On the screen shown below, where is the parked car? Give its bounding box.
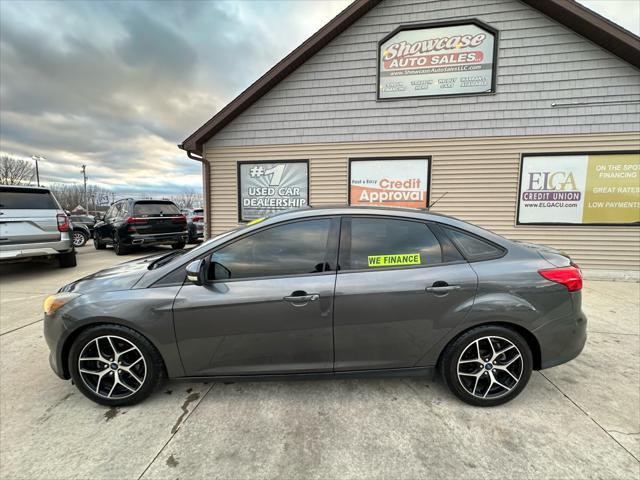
[183,208,204,243]
[93,199,188,255]
[70,215,96,236]
[70,221,90,248]
[44,206,586,407]
[0,185,76,268]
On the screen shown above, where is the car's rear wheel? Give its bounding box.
[441,325,532,407]
[113,234,130,255]
[72,231,88,248]
[68,325,164,406]
[172,241,186,250]
[58,251,77,268]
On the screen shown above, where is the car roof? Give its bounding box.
[0,185,51,192]
[263,205,456,222]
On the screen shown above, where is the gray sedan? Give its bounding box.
[43,206,586,407]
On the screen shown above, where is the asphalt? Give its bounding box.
[0,243,638,479]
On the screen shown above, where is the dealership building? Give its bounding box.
[181,0,640,278]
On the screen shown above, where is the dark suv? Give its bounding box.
[93,199,188,255]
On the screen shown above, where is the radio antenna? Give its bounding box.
[428,192,448,209]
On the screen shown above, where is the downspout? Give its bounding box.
[184,148,212,240]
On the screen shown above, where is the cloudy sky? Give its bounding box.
[1,0,638,195]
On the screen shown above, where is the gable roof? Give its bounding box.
[180,0,640,155]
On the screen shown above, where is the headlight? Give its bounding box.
[43,292,81,315]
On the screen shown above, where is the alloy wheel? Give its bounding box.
[72,232,86,247]
[456,336,523,400]
[77,335,147,399]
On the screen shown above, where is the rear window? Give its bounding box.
[0,188,58,209]
[193,209,204,215]
[133,202,180,217]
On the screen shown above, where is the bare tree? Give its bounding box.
[171,188,201,209]
[49,183,112,213]
[0,154,35,185]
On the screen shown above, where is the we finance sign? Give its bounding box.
[518,152,640,225]
[378,21,497,99]
[349,158,430,209]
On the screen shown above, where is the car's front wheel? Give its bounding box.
[441,325,532,407]
[68,325,164,406]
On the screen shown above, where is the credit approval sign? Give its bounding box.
[517,152,640,225]
[349,158,430,209]
[378,21,497,99]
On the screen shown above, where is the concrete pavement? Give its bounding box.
[1,244,638,479]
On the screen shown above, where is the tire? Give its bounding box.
[172,242,186,250]
[72,231,88,248]
[440,325,533,407]
[113,234,130,255]
[94,234,106,250]
[68,324,164,407]
[187,225,196,244]
[58,251,77,268]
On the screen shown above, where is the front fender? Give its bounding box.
[57,287,185,378]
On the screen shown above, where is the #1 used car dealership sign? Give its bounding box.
[238,161,309,221]
[378,21,497,99]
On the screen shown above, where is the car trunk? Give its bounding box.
[128,201,186,235]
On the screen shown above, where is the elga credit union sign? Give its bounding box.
[238,161,308,221]
[518,152,640,225]
[378,21,497,99]
[349,158,430,208]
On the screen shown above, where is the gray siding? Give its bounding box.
[206,0,640,149]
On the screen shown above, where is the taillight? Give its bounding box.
[172,215,187,223]
[125,216,148,232]
[125,216,148,224]
[538,264,583,292]
[57,214,70,232]
[192,215,203,222]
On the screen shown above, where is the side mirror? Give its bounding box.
[186,259,206,286]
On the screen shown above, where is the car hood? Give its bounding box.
[59,253,166,293]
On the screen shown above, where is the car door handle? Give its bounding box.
[283,292,320,305]
[426,283,460,294]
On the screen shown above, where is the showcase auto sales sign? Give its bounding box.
[379,22,496,99]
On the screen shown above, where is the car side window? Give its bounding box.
[209,219,332,281]
[339,217,443,271]
[441,226,506,262]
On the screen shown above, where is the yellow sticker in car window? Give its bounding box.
[247,217,266,226]
[367,253,421,267]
